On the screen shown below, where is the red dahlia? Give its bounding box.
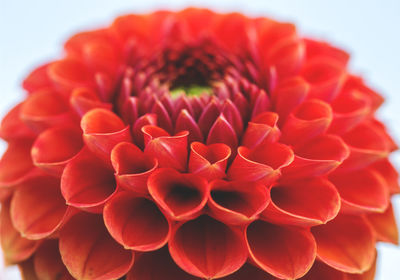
[0,8,398,280]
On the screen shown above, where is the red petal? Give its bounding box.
[111,142,157,194]
[262,178,340,227]
[344,253,377,280]
[152,100,173,133]
[246,220,316,279]
[366,203,399,245]
[22,63,52,93]
[304,39,350,66]
[34,240,74,280]
[0,201,39,264]
[132,113,157,148]
[188,142,231,181]
[70,87,112,117]
[241,112,281,148]
[126,246,200,280]
[220,263,277,280]
[61,149,116,213]
[300,261,346,280]
[329,168,389,213]
[0,103,36,141]
[228,143,294,185]
[207,113,238,151]
[282,135,350,179]
[104,192,170,251]
[175,109,203,143]
[251,90,271,118]
[169,215,248,278]
[81,108,132,160]
[208,180,270,225]
[143,125,188,172]
[10,175,69,239]
[311,215,375,273]
[198,99,221,136]
[280,99,332,145]
[59,212,134,280]
[221,99,244,136]
[148,168,208,221]
[31,125,84,177]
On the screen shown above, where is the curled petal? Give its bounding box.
[70,87,112,117]
[207,114,238,152]
[104,192,170,251]
[311,215,375,274]
[31,126,83,176]
[300,261,346,280]
[188,142,231,181]
[169,215,248,279]
[246,220,316,279]
[59,212,134,280]
[329,169,389,213]
[10,175,69,239]
[282,134,350,179]
[22,63,52,93]
[241,112,281,148]
[143,125,188,172]
[111,142,157,194]
[175,109,203,143]
[281,99,332,145]
[228,143,294,185]
[61,149,117,213]
[0,103,36,141]
[148,168,208,221]
[208,180,270,225]
[262,178,340,227]
[366,203,399,245]
[81,108,132,160]
[132,113,157,148]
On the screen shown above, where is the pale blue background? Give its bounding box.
[0,0,399,279]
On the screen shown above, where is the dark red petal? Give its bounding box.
[132,113,157,148]
[246,220,316,279]
[198,99,220,136]
[0,103,36,141]
[169,215,248,279]
[208,180,270,225]
[151,100,174,133]
[0,201,39,264]
[300,261,346,280]
[59,212,134,280]
[104,192,170,251]
[188,142,231,181]
[366,203,399,245]
[20,89,75,132]
[329,169,389,213]
[251,90,271,118]
[220,263,277,280]
[61,149,116,213]
[304,39,350,67]
[148,168,208,221]
[22,63,52,93]
[127,247,200,280]
[10,175,69,239]
[228,143,294,185]
[262,178,340,227]
[31,125,84,176]
[312,215,375,273]
[175,109,203,143]
[34,240,74,280]
[221,99,244,136]
[282,134,350,179]
[280,99,332,145]
[241,112,281,148]
[111,142,157,194]
[143,125,188,172]
[70,87,112,117]
[81,108,132,160]
[207,113,238,152]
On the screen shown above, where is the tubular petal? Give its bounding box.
[148,168,209,220]
[228,143,294,185]
[188,142,231,181]
[81,108,132,160]
[31,125,84,176]
[10,175,69,240]
[311,215,375,274]
[207,114,238,152]
[329,169,389,214]
[300,261,346,280]
[104,192,170,251]
[132,113,157,148]
[246,220,316,279]
[0,103,36,141]
[241,112,281,148]
[366,203,399,245]
[59,213,134,280]
[208,180,270,225]
[169,215,248,279]
[61,149,117,213]
[143,125,188,172]
[262,178,340,227]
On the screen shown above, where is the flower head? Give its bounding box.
[0,8,398,280]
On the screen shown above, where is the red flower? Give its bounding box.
[0,8,398,280]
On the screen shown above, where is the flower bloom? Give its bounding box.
[0,8,399,280]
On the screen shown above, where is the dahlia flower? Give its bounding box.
[0,8,398,280]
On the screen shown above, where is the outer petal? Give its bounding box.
[22,63,52,93]
[59,212,134,280]
[304,39,350,67]
[70,87,112,117]
[262,178,340,227]
[220,263,278,280]
[104,192,170,251]
[370,159,400,194]
[246,220,316,279]
[300,261,346,280]
[169,215,248,279]
[0,103,36,141]
[111,142,158,194]
[366,203,399,245]
[311,215,375,273]
[148,168,209,221]
[344,253,377,280]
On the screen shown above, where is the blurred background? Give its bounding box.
[0,0,399,279]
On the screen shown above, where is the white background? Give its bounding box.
[0,0,399,279]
